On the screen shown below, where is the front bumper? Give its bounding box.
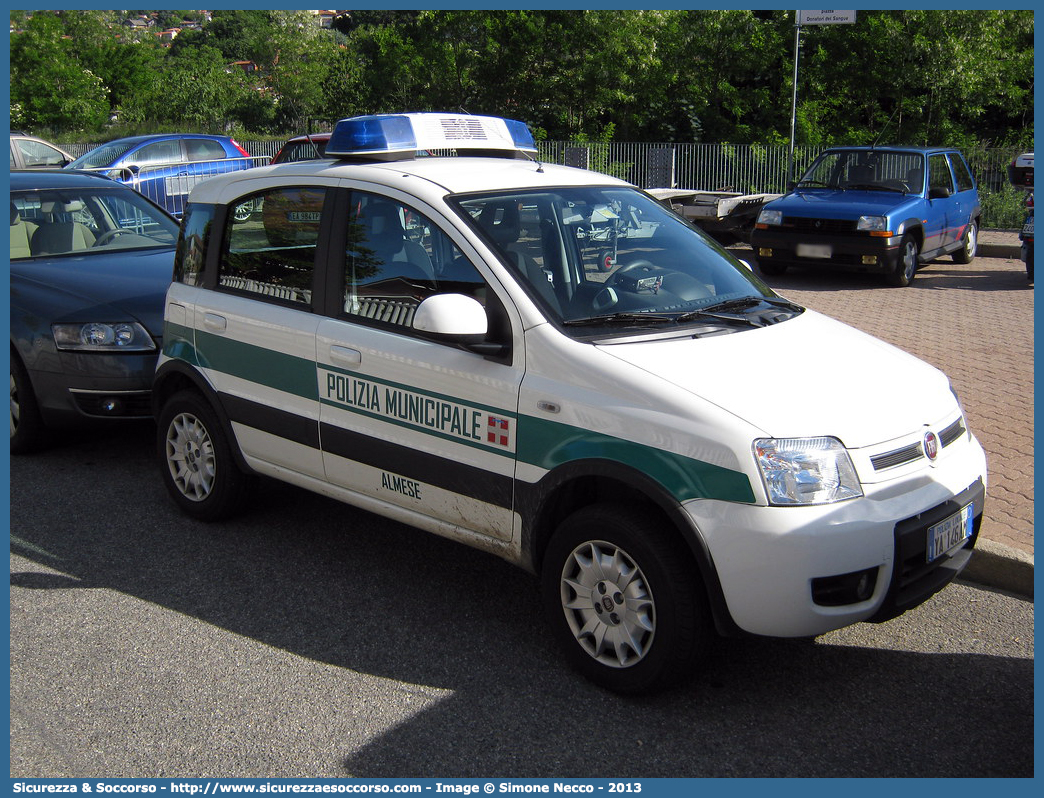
[26,349,158,429]
[751,229,902,273]
[683,434,988,637]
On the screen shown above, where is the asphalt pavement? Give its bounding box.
[742,229,1034,599]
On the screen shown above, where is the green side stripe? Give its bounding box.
[517,415,756,504]
[164,321,755,504]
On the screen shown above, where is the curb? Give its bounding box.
[960,538,1034,598]
[978,242,1022,260]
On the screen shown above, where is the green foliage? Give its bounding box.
[8,9,1034,149]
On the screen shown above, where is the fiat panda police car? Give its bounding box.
[154,113,987,693]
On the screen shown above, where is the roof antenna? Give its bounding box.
[521,148,545,173]
[872,101,902,149]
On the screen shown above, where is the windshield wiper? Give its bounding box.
[673,296,803,325]
[563,311,676,327]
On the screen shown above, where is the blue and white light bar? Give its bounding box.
[325,113,538,161]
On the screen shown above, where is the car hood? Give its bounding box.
[597,309,956,449]
[767,189,921,220]
[10,248,174,338]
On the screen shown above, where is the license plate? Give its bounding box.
[926,502,974,563]
[796,243,832,259]
[1022,219,1034,237]
[288,211,322,222]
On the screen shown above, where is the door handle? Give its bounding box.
[330,345,362,367]
[202,313,226,332]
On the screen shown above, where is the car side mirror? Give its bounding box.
[928,186,952,199]
[414,293,509,359]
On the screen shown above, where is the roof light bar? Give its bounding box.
[325,113,537,161]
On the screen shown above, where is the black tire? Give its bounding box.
[157,389,252,521]
[952,220,977,264]
[10,351,47,455]
[887,234,920,287]
[540,503,712,694]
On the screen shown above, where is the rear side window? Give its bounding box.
[217,187,326,307]
[175,203,215,286]
[949,154,976,193]
[186,139,227,161]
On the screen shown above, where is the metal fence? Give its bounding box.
[65,139,1028,228]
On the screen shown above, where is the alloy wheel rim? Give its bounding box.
[165,412,216,501]
[559,540,656,669]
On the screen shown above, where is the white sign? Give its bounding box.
[799,10,857,25]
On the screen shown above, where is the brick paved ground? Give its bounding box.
[744,241,1034,556]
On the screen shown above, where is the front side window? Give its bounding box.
[11,186,179,260]
[129,140,184,167]
[454,187,792,337]
[218,187,326,306]
[343,192,485,329]
[928,154,955,195]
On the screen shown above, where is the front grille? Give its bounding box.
[871,442,923,471]
[940,417,966,447]
[783,217,857,234]
[870,417,968,472]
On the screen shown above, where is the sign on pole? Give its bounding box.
[798,10,857,25]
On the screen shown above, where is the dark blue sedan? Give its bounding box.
[10,170,180,453]
[65,133,255,218]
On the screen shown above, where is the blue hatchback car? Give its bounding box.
[65,133,255,218]
[752,146,980,286]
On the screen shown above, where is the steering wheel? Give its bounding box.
[611,259,658,287]
[94,228,134,246]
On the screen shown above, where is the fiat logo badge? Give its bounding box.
[924,430,940,461]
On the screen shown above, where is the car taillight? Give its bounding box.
[230,138,251,157]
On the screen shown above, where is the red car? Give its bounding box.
[271,133,331,164]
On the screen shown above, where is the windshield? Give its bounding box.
[67,141,138,170]
[798,150,925,194]
[11,186,179,260]
[454,186,794,336]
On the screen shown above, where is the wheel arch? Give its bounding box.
[521,458,741,637]
[153,359,255,475]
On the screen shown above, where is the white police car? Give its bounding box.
[154,113,987,693]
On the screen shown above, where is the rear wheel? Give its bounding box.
[540,503,711,694]
[952,220,977,264]
[887,234,920,287]
[157,390,252,520]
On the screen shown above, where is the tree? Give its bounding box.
[9,12,109,132]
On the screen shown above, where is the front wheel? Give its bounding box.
[952,220,977,264]
[887,234,920,287]
[10,352,46,454]
[157,390,252,521]
[540,503,711,694]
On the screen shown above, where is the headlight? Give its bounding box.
[856,215,889,232]
[52,322,156,352]
[753,437,863,506]
[758,209,783,226]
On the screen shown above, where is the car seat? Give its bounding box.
[10,202,36,259]
[30,200,96,256]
